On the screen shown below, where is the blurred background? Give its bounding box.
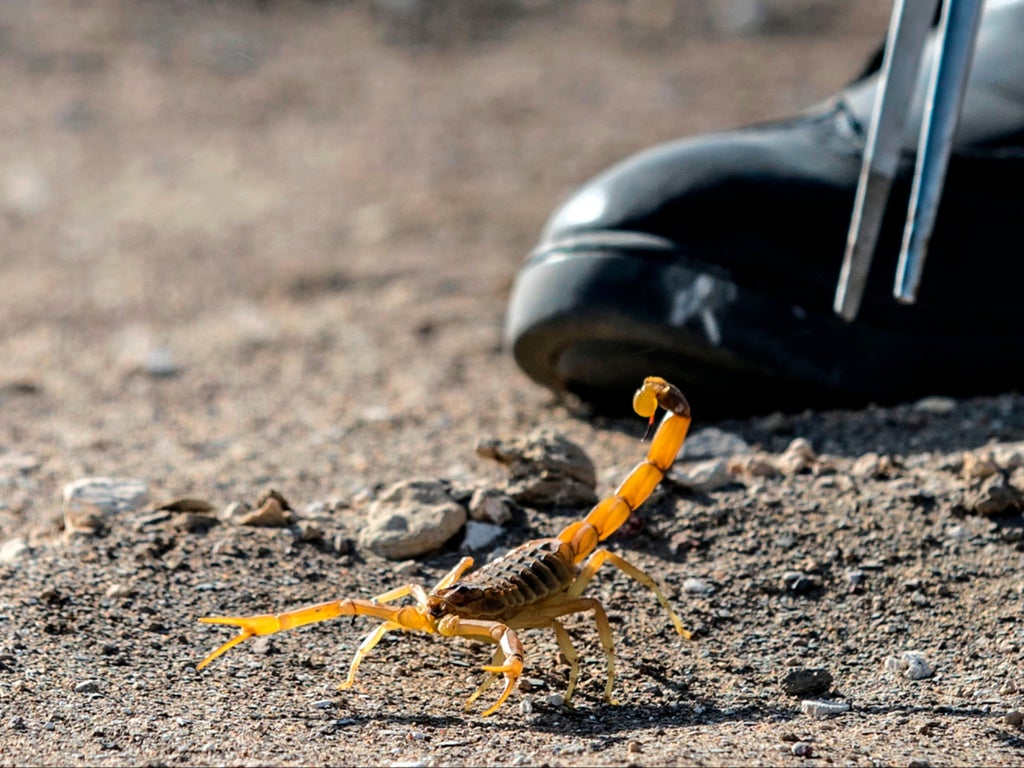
[0,0,891,531]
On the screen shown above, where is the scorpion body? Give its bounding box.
[198,376,692,716]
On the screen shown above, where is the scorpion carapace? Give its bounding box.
[197,376,693,717]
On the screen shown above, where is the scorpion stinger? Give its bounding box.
[198,376,694,717]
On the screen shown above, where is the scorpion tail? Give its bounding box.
[559,377,691,563]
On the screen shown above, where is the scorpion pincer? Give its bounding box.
[197,376,693,717]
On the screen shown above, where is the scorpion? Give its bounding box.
[197,376,693,717]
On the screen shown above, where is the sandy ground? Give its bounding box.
[2,1,1023,766]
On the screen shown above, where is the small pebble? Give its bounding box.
[236,497,291,528]
[791,742,813,757]
[0,538,29,564]
[728,454,779,478]
[626,740,642,754]
[781,571,820,594]
[1003,710,1024,728]
[886,651,934,680]
[311,699,334,710]
[851,452,889,478]
[294,520,323,543]
[777,438,816,475]
[912,395,956,415]
[144,347,178,377]
[683,577,714,595]
[468,488,514,526]
[518,695,533,715]
[74,681,99,694]
[962,451,1000,479]
[545,693,564,708]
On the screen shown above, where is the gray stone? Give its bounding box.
[678,427,750,460]
[781,667,833,696]
[962,474,1023,517]
[358,479,466,560]
[63,477,149,534]
[476,430,596,507]
[670,458,731,493]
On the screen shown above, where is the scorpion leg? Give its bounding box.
[436,616,524,717]
[536,597,618,704]
[463,647,503,710]
[547,619,580,706]
[432,556,475,590]
[332,563,476,687]
[369,558,471,604]
[338,620,401,690]
[568,549,691,639]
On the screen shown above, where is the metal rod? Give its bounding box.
[894,0,984,303]
[834,0,939,321]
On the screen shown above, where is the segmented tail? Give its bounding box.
[558,377,691,563]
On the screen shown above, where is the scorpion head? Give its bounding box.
[428,584,510,621]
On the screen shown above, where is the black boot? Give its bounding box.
[506,0,1024,418]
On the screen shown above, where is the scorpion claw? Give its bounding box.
[196,614,287,670]
[478,656,523,718]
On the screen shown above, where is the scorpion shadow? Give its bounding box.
[320,698,799,738]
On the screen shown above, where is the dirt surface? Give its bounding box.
[2,1,1024,766]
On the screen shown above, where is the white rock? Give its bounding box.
[0,537,29,564]
[886,651,934,680]
[777,438,816,475]
[545,693,565,708]
[990,441,1024,470]
[144,347,178,377]
[682,577,714,595]
[461,520,504,551]
[913,396,957,415]
[358,479,466,560]
[850,452,891,478]
[63,477,149,534]
[468,488,513,526]
[801,699,850,718]
[63,477,150,516]
[671,458,731,493]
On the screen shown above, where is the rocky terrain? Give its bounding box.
[1,1,1022,766]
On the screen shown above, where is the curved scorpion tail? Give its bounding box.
[558,377,691,564]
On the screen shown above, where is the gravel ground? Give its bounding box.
[2,2,1023,766]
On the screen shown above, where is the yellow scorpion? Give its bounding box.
[197,376,692,716]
